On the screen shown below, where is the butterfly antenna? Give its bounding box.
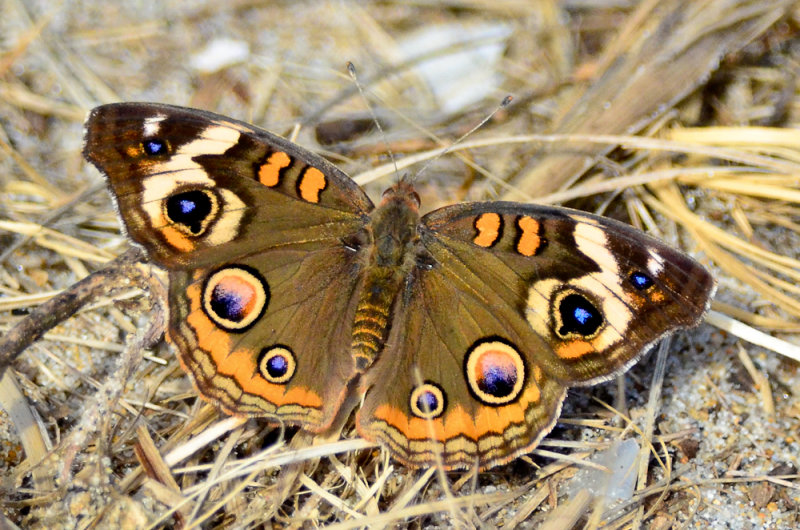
[347,62,402,181]
[411,94,513,182]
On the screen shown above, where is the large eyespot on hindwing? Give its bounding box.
[202,266,269,332]
[464,337,527,406]
[409,382,447,419]
[164,188,220,237]
[258,345,296,384]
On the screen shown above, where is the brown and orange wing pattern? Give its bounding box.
[357,202,714,469]
[84,103,373,431]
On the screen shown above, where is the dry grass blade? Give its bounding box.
[0,370,53,492]
[506,0,792,199]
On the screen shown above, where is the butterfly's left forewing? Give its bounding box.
[357,201,714,469]
[84,103,372,269]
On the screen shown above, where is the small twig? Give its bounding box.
[0,246,147,377]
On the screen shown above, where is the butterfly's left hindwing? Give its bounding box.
[167,244,363,430]
[357,201,714,469]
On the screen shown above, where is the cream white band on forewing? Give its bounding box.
[141,124,246,247]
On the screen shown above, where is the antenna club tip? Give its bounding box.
[501,95,513,107]
[347,62,357,77]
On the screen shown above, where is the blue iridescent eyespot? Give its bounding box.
[409,383,446,419]
[416,390,438,413]
[165,190,214,235]
[258,346,296,384]
[210,282,250,323]
[143,138,167,155]
[630,271,654,290]
[476,356,517,399]
[558,293,602,337]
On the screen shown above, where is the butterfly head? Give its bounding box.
[380,177,420,211]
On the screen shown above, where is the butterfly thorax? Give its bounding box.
[351,182,422,372]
